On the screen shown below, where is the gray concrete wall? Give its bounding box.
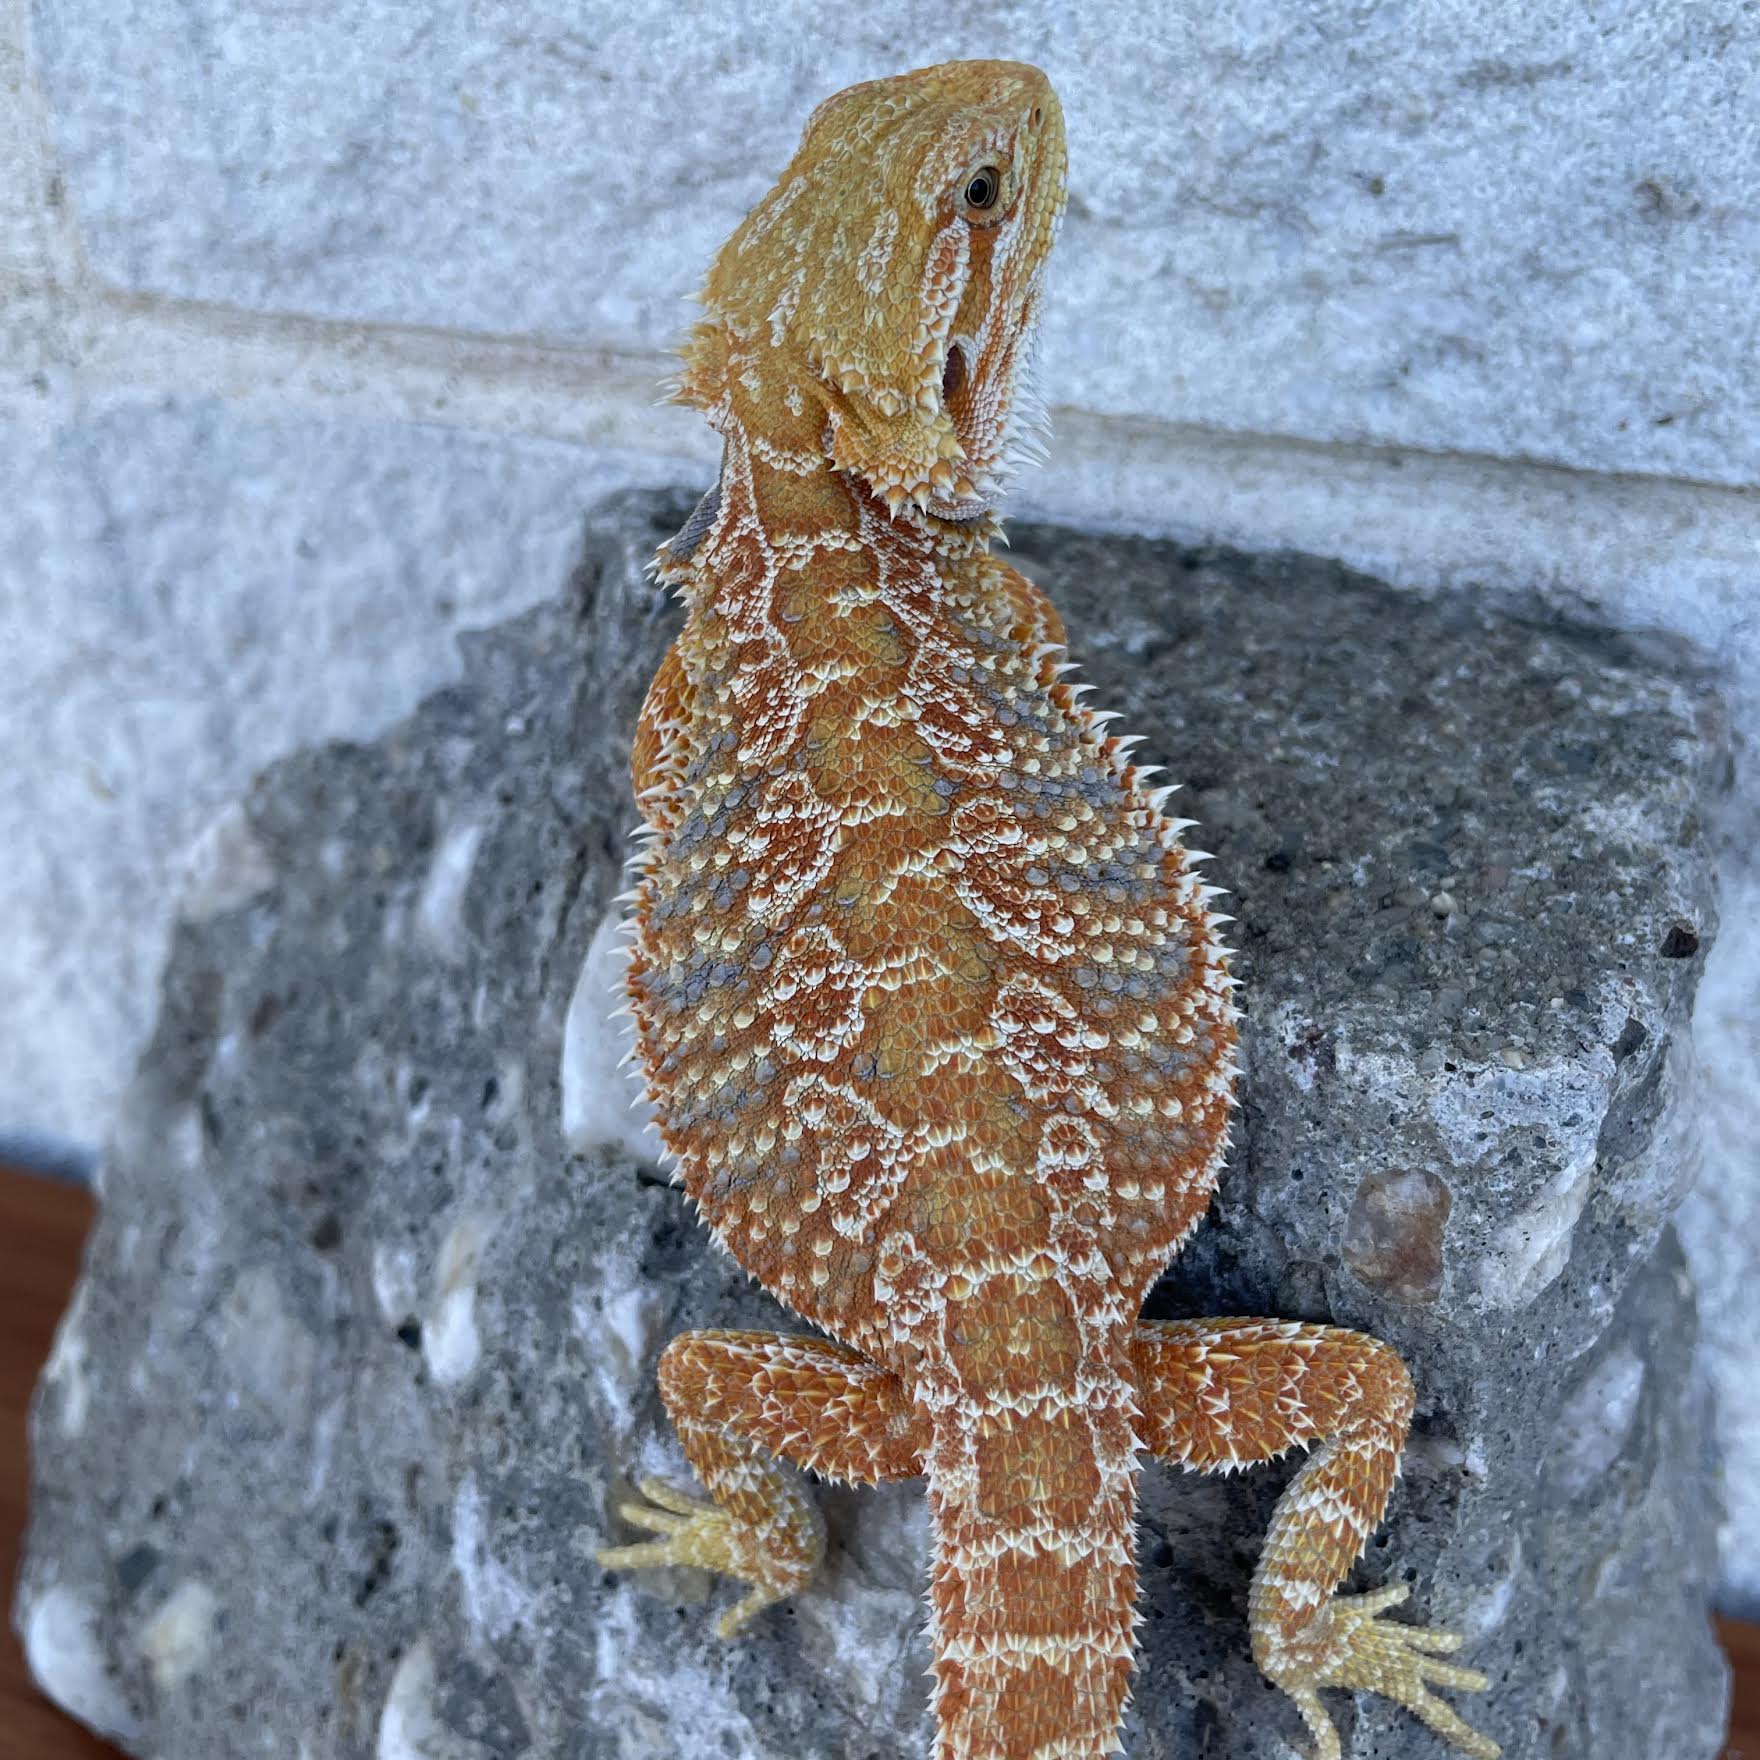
[4,0,1758,1597]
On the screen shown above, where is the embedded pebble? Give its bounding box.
[139,1580,220,1692]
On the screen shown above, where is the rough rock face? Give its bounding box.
[16,491,1729,1759]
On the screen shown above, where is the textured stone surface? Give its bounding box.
[1,0,60,281]
[16,492,1730,1758]
[1680,857,1760,1611]
[0,398,681,1158]
[28,1,1760,486]
[8,0,1760,1624]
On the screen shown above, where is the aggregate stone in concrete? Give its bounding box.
[27,1,1760,487]
[16,490,1730,1759]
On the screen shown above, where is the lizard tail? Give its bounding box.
[925,1400,1142,1760]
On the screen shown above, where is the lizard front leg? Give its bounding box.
[1133,1319,1500,1760]
[599,1329,928,1636]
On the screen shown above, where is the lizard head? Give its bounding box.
[679,60,1067,528]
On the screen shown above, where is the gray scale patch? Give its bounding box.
[1150,1043,1193,1078]
[709,1088,751,1125]
[670,813,709,858]
[1079,774,1130,810]
[660,478,723,567]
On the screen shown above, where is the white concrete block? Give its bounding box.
[1679,864,1760,1606]
[28,2,1760,485]
[0,0,71,282]
[0,399,671,1151]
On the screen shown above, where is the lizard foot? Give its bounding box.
[1268,1584,1500,1760]
[597,1478,806,1638]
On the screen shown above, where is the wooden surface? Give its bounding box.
[1,1168,118,1758]
[0,1161,1752,1758]
[1727,1616,1760,1760]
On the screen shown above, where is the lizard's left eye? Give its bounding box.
[963,167,1002,211]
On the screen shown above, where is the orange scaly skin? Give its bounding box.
[600,60,1500,1760]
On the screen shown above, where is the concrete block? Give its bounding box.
[29,2,1760,485]
[1,0,69,282]
[0,398,673,1153]
[16,490,1728,1759]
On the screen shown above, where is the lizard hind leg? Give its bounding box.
[1133,1318,1501,1760]
[597,1328,928,1638]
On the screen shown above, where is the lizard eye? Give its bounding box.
[962,166,1003,213]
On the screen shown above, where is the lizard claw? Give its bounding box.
[616,1476,712,1528]
[1269,1585,1501,1760]
[597,1478,813,1638]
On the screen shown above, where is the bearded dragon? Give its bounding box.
[597,58,1500,1760]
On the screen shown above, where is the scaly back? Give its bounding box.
[614,71,1500,1760]
[628,61,1238,1379]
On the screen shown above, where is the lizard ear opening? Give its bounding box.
[942,343,968,405]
